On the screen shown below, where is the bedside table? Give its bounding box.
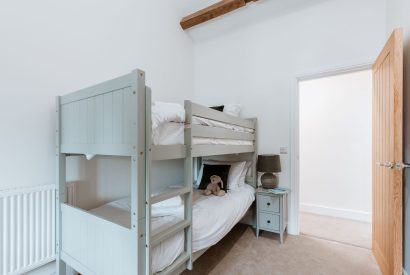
[256,187,289,244]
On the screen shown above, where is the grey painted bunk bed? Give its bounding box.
[56,69,257,275]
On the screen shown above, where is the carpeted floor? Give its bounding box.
[182,224,380,275]
[300,212,372,249]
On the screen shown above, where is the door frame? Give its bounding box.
[289,62,373,235]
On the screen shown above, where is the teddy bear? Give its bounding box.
[203,175,226,196]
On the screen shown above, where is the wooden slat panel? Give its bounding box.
[60,74,132,105]
[113,90,124,144]
[103,93,113,144]
[191,124,255,140]
[151,186,190,204]
[191,145,254,157]
[157,252,190,275]
[123,87,132,144]
[79,100,87,144]
[60,77,139,156]
[151,145,187,160]
[60,204,137,275]
[95,95,104,144]
[86,97,95,144]
[372,28,403,275]
[151,220,190,247]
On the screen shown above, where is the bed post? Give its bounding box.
[130,69,147,275]
[184,100,193,270]
[252,118,258,188]
[56,96,66,275]
[145,86,152,275]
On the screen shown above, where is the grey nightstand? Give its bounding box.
[256,187,289,244]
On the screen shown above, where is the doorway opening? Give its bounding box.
[298,69,373,249]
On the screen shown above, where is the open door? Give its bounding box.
[372,28,403,275]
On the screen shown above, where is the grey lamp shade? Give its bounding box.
[257,155,281,173]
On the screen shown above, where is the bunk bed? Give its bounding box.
[56,69,258,275]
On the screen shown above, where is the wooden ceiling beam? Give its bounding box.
[180,0,257,30]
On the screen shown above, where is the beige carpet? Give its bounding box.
[182,224,380,275]
[300,212,372,249]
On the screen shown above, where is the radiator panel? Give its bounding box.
[0,185,56,275]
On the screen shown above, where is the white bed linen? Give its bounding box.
[151,102,253,135]
[151,101,185,129]
[152,122,253,146]
[152,122,185,145]
[89,184,255,273]
[150,102,254,146]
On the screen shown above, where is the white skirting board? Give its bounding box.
[300,203,371,223]
[0,185,56,275]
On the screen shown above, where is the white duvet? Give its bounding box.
[89,184,255,273]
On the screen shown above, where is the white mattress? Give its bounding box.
[89,184,255,273]
[152,121,253,146]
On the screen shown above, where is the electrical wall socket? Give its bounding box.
[280,147,288,154]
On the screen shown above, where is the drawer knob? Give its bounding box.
[267,220,271,224]
[267,202,271,206]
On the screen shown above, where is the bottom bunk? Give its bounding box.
[92,184,255,273]
[71,184,255,274]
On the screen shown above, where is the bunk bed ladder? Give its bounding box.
[184,101,193,271]
[146,91,193,275]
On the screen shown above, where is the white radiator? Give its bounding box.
[0,185,56,275]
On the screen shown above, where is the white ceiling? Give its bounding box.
[174,0,332,41]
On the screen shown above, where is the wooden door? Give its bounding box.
[372,28,403,275]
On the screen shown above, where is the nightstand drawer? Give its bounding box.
[258,194,280,213]
[258,212,280,232]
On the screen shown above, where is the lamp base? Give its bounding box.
[261,173,278,189]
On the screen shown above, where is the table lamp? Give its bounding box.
[257,154,281,189]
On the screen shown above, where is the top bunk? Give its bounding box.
[57,69,257,160]
[185,101,256,158]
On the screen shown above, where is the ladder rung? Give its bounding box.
[152,220,190,247]
[151,186,191,204]
[157,252,190,275]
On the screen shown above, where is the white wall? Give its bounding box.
[0,0,194,192]
[299,70,372,222]
[385,0,410,271]
[193,0,386,233]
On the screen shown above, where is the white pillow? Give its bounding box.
[223,103,242,117]
[196,161,247,190]
[239,161,252,187]
[151,101,185,129]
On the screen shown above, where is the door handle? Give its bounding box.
[394,162,410,170]
[377,162,394,169]
[377,161,410,170]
